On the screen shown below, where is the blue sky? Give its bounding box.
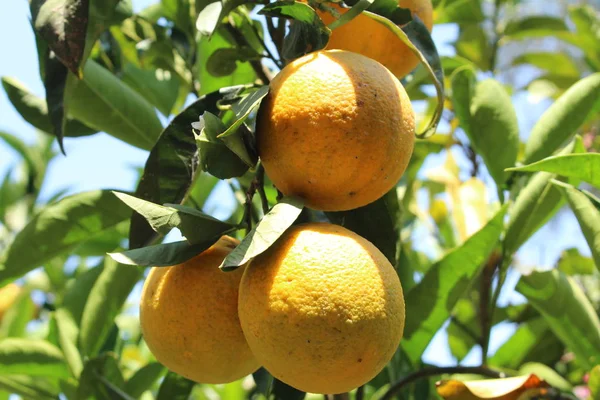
[0,0,592,368]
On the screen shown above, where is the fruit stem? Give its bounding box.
[380,366,507,400]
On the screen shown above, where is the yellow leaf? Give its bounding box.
[436,374,550,400]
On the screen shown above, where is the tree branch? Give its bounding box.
[381,366,506,400]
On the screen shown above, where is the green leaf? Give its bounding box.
[0,132,38,181]
[0,375,58,400]
[109,239,214,266]
[434,0,484,24]
[503,16,569,40]
[455,24,491,71]
[53,309,83,378]
[31,0,88,76]
[523,73,600,164]
[79,257,143,357]
[220,196,305,271]
[511,53,579,78]
[365,11,444,138]
[326,190,398,264]
[327,0,375,31]
[504,136,585,254]
[43,52,69,154]
[558,248,596,275]
[220,85,269,139]
[65,59,163,150]
[554,181,600,270]
[156,371,195,400]
[0,290,35,339]
[0,190,131,285]
[77,353,128,400]
[123,362,165,398]
[0,339,69,378]
[590,365,600,400]
[161,0,194,35]
[452,73,519,187]
[489,317,552,369]
[196,112,250,179]
[401,205,508,362]
[517,269,600,369]
[196,1,223,36]
[114,192,234,244]
[129,89,226,249]
[62,265,105,323]
[196,27,257,96]
[121,63,179,116]
[260,1,330,60]
[1,77,95,137]
[508,154,600,188]
[272,378,306,400]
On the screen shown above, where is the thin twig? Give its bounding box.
[248,17,283,69]
[256,164,270,214]
[480,252,500,364]
[381,366,506,400]
[265,16,283,62]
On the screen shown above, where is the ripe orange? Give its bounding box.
[238,223,405,394]
[257,50,415,211]
[139,236,260,384]
[319,0,434,78]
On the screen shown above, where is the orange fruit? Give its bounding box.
[257,50,415,211]
[139,236,260,384]
[238,223,405,394]
[319,0,434,78]
[0,284,21,321]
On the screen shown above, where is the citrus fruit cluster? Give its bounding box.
[140,0,429,394]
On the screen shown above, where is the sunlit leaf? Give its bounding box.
[0,339,69,378]
[0,190,131,285]
[156,371,195,400]
[517,269,600,369]
[123,362,165,398]
[79,258,142,357]
[523,73,600,164]
[0,375,58,400]
[220,196,305,270]
[508,154,600,188]
[401,205,508,362]
[109,239,214,267]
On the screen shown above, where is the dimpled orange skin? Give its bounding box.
[238,223,405,394]
[320,0,434,79]
[257,50,415,211]
[140,236,260,384]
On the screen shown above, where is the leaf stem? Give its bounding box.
[380,366,506,400]
[224,22,271,85]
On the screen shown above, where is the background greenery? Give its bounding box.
[0,0,600,399]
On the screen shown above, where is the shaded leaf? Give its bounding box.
[436,374,549,400]
[65,59,163,150]
[508,154,600,188]
[31,0,88,76]
[517,269,600,369]
[129,89,226,249]
[77,353,127,400]
[590,365,600,400]
[455,24,491,71]
[1,77,95,137]
[196,112,250,179]
[0,339,69,378]
[79,257,143,357]
[0,375,58,400]
[366,11,444,138]
[43,51,69,153]
[272,378,306,400]
[503,16,569,39]
[401,205,508,362]
[156,371,195,400]
[523,73,600,164]
[109,239,214,267]
[554,181,600,270]
[0,190,131,285]
[220,196,305,270]
[114,192,234,244]
[123,362,165,398]
[260,1,330,60]
[326,189,398,264]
